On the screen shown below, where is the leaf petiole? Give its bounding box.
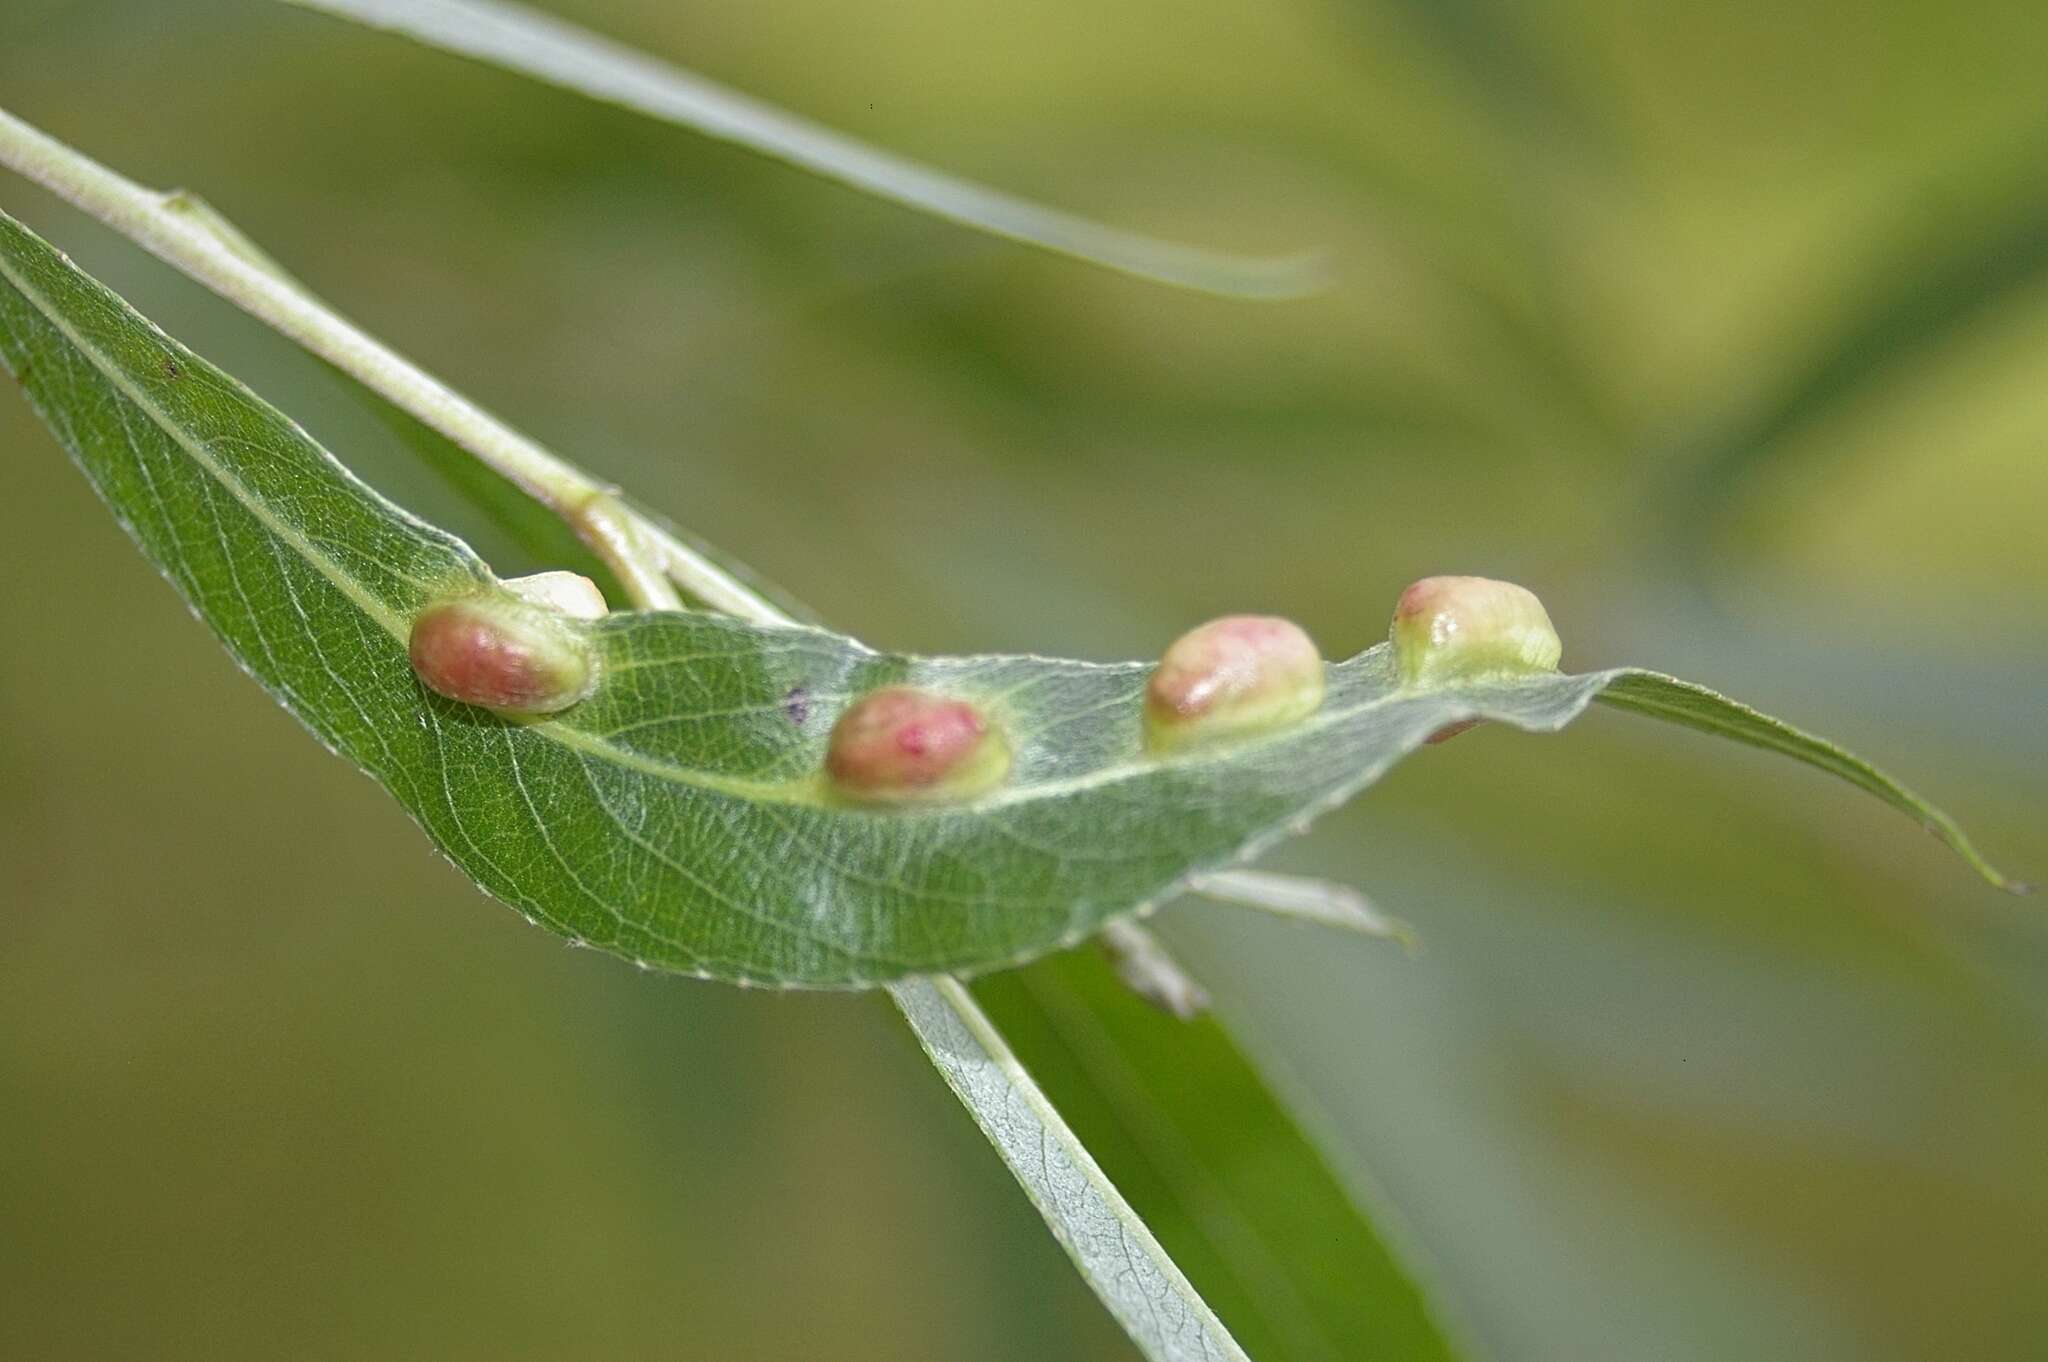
[1191,868,1419,949]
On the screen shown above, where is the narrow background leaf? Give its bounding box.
[274,0,1326,299]
[974,946,1469,1362]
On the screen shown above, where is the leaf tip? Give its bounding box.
[1189,248,1336,302]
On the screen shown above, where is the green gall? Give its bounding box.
[1391,575,1561,688]
[408,594,597,715]
[503,569,608,620]
[1144,615,1325,752]
[825,686,1012,804]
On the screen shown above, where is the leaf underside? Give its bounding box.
[0,211,2018,989]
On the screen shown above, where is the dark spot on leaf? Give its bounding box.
[162,355,182,380]
[783,685,811,727]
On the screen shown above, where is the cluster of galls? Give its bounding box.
[407,572,1562,807]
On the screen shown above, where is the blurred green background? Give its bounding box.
[3,1,2046,1358]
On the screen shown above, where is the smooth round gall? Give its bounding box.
[825,686,1012,804]
[408,596,597,715]
[1390,575,1561,687]
[1144,614,1325,752]
[503,570,608,620]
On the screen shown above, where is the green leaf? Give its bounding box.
[1593,671,2027,893]
[272,0,1326,300]
[974,947,1469,1362]
[893,976,1255,1362]
[0,210,2018,993]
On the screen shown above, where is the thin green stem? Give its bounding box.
[561,488,681,612]
[1191,869,1416,948]
[0,105,752,615]
[1099,919,1212,1020]
[275,0,1328,301]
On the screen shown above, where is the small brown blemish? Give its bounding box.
[1425,718,1482,745]
[161,355,182,381]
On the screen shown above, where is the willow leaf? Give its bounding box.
[893,976,1251,1362]
[974,948,1467,1362]
[0,212,2018,996]
[1594,671,2025,893]
[273,0,1324,300]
